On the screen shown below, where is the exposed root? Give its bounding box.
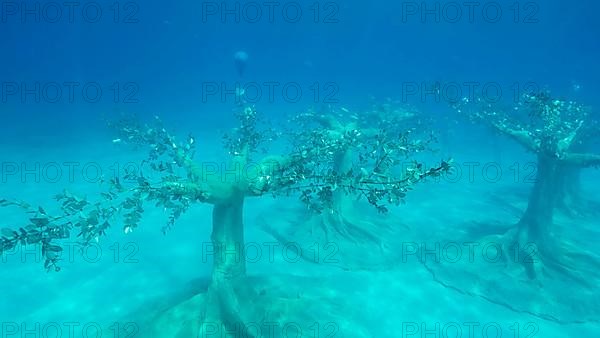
[258,206,406,271]
[419,221,600,324]
[140,275,371,337]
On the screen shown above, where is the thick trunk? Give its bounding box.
[310,148,355,242]
[513,154,563,278]
[331,148,354,211]
[320,148,388,247]
[330,149,372,231]
[517,155,558,244]
[201,194,250,336]
[211,195,246,280]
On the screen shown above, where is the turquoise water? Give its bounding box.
[2,1,600,337]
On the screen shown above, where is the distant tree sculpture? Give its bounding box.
[0,100,449,336]
[453,91,600,282]
[262,100,442,270]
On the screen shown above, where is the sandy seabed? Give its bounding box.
[1,136,599,338]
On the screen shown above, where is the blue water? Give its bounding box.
[1,1,600,337]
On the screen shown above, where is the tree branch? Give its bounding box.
[490,122,540,152]
[559,152,600,167]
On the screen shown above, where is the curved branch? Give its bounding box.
[491,122,540,152]
[559,152,600,168]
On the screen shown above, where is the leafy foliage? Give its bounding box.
[222,105,279,158]
[453,91,591,155]
[272,157,452,214]
[252,104,450,213]
[1,100,451,271]
[0,193,115,272]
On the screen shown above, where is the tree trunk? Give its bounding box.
[322,148,389,247]
[513,154,563,278]
[329,149,377,237]
[211,195,246,280]
[331,148,353,211]
[201,193,251,336]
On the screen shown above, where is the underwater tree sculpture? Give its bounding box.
[261,101,441,270]
[453,91,600,283]
[411,91,600,325]
[0,101,449,336]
